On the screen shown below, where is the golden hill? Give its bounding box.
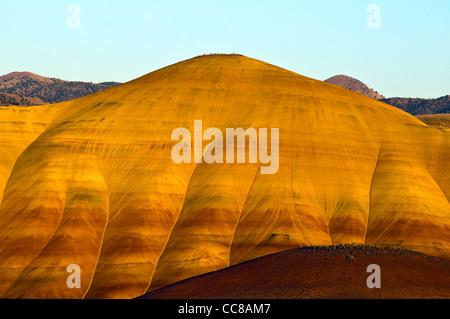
[0,54,448,299]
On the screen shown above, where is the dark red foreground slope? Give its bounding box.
[139,245,450,299]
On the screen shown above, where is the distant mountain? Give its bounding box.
[325,74,449,115]
[380,95,450,115]
[0,92,47,106]
[324,75,385,100]
[0,72,121,106]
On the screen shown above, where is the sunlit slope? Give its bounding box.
[0,105,60,204]
[0,55,448,299]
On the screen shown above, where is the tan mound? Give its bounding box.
[140,245,450,299]
[0,55,448,299]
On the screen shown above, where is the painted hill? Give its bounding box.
[0,54,448,299]
[324,75,384,100]
[140,245,450,299]
[0,71,120,106]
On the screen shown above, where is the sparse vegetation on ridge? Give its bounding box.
[194,53,244,58]
[0,72,121,106]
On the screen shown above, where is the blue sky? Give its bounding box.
[0,0,449,98]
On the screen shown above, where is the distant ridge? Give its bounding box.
[0,72,121,106]
[0,92,47,107]
[325,74,450,116]
[380,95,450,115]
[324,75,385,100]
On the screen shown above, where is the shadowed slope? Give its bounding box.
[0,55,448,299]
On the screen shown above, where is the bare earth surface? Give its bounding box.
[140,245,450,299]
